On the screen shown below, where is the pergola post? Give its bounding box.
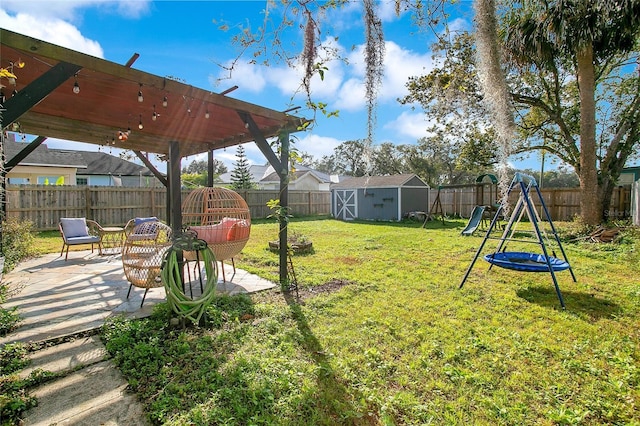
[168,141,182,234]
[278,132,290,286]
[207,150,214,187]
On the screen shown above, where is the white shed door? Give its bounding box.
[335,190,357,220]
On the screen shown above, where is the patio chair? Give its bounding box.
[124,217,160,241]
[59,217,103,260]
[122,220,172,307]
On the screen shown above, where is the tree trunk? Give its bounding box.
[599,176,616,222]
[576,44,602,225]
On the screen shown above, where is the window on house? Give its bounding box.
[7,177,29,185]
[76,177,88,186]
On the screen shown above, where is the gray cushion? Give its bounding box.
[61,218,89,238]
[66,236,101,245]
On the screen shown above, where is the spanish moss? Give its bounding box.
[474,0,515,214]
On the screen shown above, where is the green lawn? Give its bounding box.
[35,218,640,423]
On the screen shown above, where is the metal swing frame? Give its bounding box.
[459,173,576,309]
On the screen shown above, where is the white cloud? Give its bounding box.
[0,10,104,57]
[296,133,342,160]
[333,40,433,112]
[211,60,267,93]
[383,110,431,141]
[1,0,150,21]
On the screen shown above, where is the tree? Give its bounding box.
[182,158,227,175]
[230,145,255,190]
[405,2,640,224]
[326,140,371,177]
[499,0,640,224]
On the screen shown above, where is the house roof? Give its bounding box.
[260,164,336,183]
[1,29,306,157]
[5,139,154,176]
[75,151,154,176]
[4,139,86,168]
[330,174,429,189]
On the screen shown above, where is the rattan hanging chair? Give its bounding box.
[122,220,173,306]
[181,187,251,281]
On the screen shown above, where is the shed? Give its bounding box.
[330,174,429,221]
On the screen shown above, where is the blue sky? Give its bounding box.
[2,0,543,173]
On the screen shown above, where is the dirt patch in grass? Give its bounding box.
[296,278,355,300]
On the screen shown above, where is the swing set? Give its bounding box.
[459,173,576,309]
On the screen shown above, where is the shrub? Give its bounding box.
[1,218,38,273]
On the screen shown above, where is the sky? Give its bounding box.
[0,0,543,173]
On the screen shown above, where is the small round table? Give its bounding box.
[100,226,126,254]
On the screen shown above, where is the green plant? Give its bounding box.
[1,218,38,273]
[0,306,20,337]
[266,199,292,224]
[0,342,37,425]
[0,285,20,336]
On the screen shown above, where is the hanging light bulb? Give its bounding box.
[205,108,210,119]
[162,95,168,107]
[138,114,144,130]
[73,74,80,94]
[127,126,131,136]
[137,83,143,102]
[152,104,158,121]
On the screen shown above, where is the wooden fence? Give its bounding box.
[429,183,631,221]
[4,184,632,230]
[5,186,331,231]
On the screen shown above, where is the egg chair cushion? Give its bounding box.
[227,220,250,241]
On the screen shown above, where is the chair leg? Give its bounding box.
[126,283,133,299]
[60,243,65,258]
[230,258,237,280]
[220,260,226,283]
[141,288,149,308]
[65,245,70,261]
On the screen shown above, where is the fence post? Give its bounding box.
[85,186,91,219]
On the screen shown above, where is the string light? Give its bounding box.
[205,108,210,119]
[162,95,168,107]
[73,73,80,94]
[137,83,143,102]
[138,114,143,130]
[152,104,158,121]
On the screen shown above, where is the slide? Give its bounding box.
[461,206,486,236]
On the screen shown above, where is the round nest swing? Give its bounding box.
[484,251,570,273]
[181,187,251,265]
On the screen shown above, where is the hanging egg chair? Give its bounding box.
[121,220,173,307]
[181,187,251,281]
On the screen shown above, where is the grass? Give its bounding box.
[7,217,640,424]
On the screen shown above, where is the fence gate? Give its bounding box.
[334,190,357,220]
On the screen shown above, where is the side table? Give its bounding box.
[100,226,126,255]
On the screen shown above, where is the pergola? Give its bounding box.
[0,28,306,285]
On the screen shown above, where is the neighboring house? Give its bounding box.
[74,150,159,187]
[618,166,640,186]
[330,174,430,221]
[4,138,160,187]
[219,164,340,190]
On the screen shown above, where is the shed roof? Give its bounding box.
[331,174,429,189]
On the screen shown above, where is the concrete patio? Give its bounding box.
[1,250,277,346]
[0,250,277,425]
